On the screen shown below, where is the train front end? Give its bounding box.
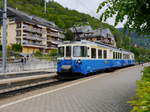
[57,43,89,79]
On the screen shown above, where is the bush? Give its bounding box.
[48,49,58,57]
[34,51,43,57]
[0,51,2,57]
[11,44,22,52]
[129,67,150,112]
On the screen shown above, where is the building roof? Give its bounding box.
[70,25,93,33]
[70,25,115,40]
[0,7,61,30]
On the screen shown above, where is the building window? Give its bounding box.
[103,50,107,59]
[91,48,96,58]
[16,30,21,36]
[98,49,102,59]
[17,23,21,28]
[16,39,21,44]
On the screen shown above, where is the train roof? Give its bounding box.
[59,40,133,54]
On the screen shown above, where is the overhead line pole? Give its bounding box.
[44,0,47,13]
[2,0,7,73]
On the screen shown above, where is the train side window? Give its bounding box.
[115,52,117,59]
[116,52,118,59]
[117,53,119,59]
[98,49,102,59]
[113,52,115,59]
[103,50,107,59]
[66,46,71,57]
[119,53,121,59]
[91,48,96,58]
[120,53,122,59]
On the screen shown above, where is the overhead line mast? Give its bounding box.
[2,0,7,73]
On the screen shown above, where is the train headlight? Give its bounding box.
[76,59,82,64]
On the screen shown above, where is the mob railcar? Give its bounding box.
[57,40,135,78]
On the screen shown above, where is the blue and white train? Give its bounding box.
[57,40,135,78]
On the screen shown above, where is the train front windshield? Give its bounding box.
[58,46,88,57]
[58,47,64,57]
[73,46,88,57]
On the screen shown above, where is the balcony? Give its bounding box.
[23,26,44,34]
[22,42,45,48]
[47,37,58,41]
[46,44,57,49]
[23,36,44,41]
[47,32,59,37]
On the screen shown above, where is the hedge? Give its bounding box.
[129,66,150,112]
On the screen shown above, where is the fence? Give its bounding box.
[0,58,57,73]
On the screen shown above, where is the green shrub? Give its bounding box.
[11,44,22,52]
[34,51,43,57]
[129,67,150,112]
[48,49,58,57]
[0,51,2,57]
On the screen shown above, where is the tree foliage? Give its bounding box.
[64,30,74,41]
[97,0,150,34]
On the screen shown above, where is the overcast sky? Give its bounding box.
[53,0,124,28]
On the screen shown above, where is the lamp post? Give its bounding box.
[2,0,7,73]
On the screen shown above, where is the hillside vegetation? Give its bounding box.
[0,0,150,62]
[118,28,150,49]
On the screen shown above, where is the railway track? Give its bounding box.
[0,72,60,96]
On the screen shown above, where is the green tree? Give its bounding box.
[64,30,74,41]
[97,0,150,34]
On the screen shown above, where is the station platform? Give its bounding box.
[0,69,54,79]
[0,65,146,112]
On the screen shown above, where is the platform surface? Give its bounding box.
[0,64,148,112]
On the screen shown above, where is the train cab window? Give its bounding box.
[73,46,87,57]
[58,47,64,57]
[103,50,107,59]
[66,46,71,57]
[91,48,96,58]
[98,49,102,59]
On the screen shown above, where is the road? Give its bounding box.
[0,64,147,112]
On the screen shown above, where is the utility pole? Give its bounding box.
[44,0,47,13]
[2,0,7,73]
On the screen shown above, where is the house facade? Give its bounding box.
[70,25,116,47]
[0,7,64,54]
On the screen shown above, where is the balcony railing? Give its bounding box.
[47,32,59,37]
[23,36,44,41]
[23,42,45,48]
[23,26,44,34]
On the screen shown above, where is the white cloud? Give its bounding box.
[53,0,124,28]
